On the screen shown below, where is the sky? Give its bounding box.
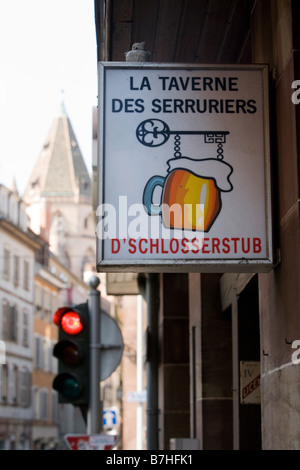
[0,0,98,195]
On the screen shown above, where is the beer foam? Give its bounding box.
[167,157,233,192]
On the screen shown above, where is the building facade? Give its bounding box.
[32,257,62,449]
[0,180,93,449]
[32,245,91,449]
[22,104,99,445]
[22,103,122,446]
[0,184,40,449]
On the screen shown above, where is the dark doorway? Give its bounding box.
[238,275,262,450]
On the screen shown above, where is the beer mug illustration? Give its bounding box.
[143,157,233,232]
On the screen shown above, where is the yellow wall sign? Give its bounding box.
[240,361,261,405]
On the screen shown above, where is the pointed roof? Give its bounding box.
[8,176,19,195]
[23,104,92,201]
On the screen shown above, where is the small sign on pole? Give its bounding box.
[126,390,147,402]
[103,408,118,428]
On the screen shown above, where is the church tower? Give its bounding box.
[23,103,95,280]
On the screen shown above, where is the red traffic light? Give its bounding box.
[53,308,84,335]
[52,302,90,406]
[61,311,83,335]
[53,307,70,326]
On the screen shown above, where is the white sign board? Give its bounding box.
[126,390,147,402]
[97,63,273,272]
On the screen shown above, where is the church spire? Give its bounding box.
[59,89,67,116]
[8,176,19,195]
[23,103,91,201]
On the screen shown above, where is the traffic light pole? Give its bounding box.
[87,275,102,434]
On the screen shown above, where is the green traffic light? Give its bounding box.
[61,376,81,399]
[53,372,83,400]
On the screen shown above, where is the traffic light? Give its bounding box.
[52,303,90,407]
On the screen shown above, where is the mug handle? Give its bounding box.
[143,175,165,215]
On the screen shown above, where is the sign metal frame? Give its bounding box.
[97,63,273,273]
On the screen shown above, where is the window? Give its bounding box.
[49,292,54,318]
[34,335,43,369]
[34,336,51,371]
[0,341,5,365]
[44,289,51,320]
[22,310,29,347]
[35,284,42,315]
[19,368,31,407]
[10,365,18,404]
[84,213,93,230]
[32,387,39,419]
[40,389,48,421]
[43,339,50,372]
[23,260,29,291]
[0,364,8,402]
[2,301,18,343]
[9,305,18,342]
[2,299,9,340]
[3,248,10,280]
[0,365,31,407]
[51,391,59,422]
[13,255,19,287]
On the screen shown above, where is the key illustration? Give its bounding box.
[137,119,234,232]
